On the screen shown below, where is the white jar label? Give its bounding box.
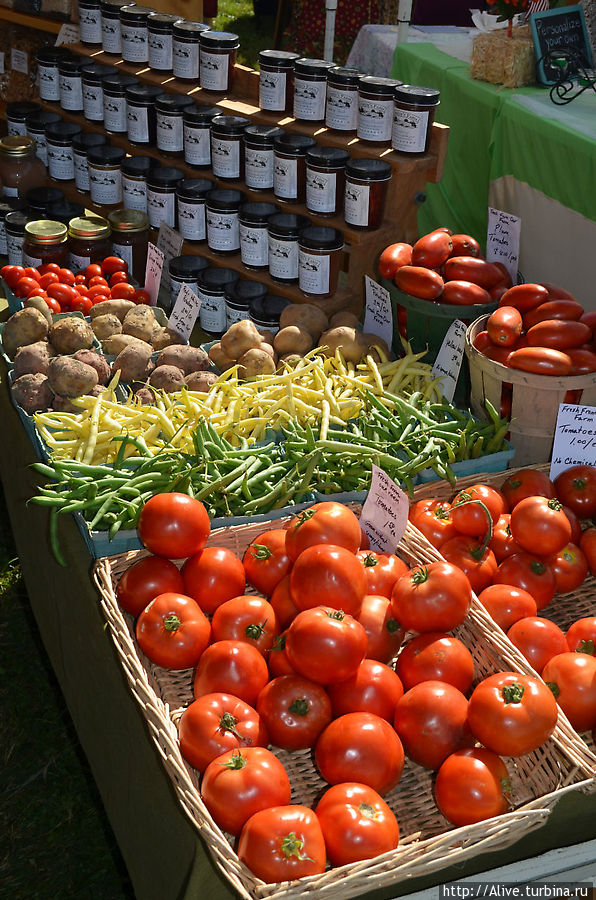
[173,40,199,79]
[2,186,18,197]
[68,251,90,272]
[177,200,206,241]
[29,133,48,166]
[200,49,228,91]
[59,74,83,110]
[199,292,226,332]
[147,188,176,228]
[299,249,330,295]
[74,150,90,191]
[226,304,249,328]
[83,85,104,121]
[269,236,298,280]
[128,105,149,143]
[156,113,183,152]
[122,175,148,212]
[121,24,148,62]
[245,147,274,189]
[38,64,60,101]
[103,96,127,132]
[326,86,358,130]
[169,276,197,307]
[7,234,23,265]
[0,223,7,255]
[80,8,102,43]
[211,136,240,179]
[207,209,239,251]
[259,70,286,111]
[89,166,122,205]
[392,106,429,154]
[357,97,393,142]
[344,180,370,227]
[47,144,75,180]
[274,155,297,200]
[293,77,326,120]
[306,169,336,214]
[22,250,43,268]
[101,18,121,54]
[184,124,211,166]
[112,241,133,275]
[240,224,268,267]
[148,33,172,70]
[7,122,27,136]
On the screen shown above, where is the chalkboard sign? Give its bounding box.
[530,4,594,85]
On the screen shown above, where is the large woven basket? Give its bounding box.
[93,507,596,900]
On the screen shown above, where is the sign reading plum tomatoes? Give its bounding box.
[550,403,596,480]
[485,208,521,283]
[359,465,409,553]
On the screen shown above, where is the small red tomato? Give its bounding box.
[71,296,93,315]
[25,286,48,299]
[487,306,523,347]
[74,273,87,284]
[87,284,112,301]
[1,264,25,289]
[58,267,75,285]
[13,276,42,298]
[101,255,128,276]
[39,272,60,290]
[85,263,103,281]
[88,275,110,289]
[377,242,412,279]
[38,262,61,276]
[110,281,136,300]
[133,288,151,305]
[109,270,130,287]
[22,266,41,282]
[44,296,61,314]
[47,283,79,309]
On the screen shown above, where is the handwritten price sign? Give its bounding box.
[143,243,164,307]
[364,276,393,348]
[431,319,467,403]
[359,465,409,553]
[550,403,596,480]
[168,283,201,343]
[486,207,521,283]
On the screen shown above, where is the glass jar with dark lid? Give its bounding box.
[244,124,285,192]
[148,12,182,72]
[5,210,29,264]
[197,265,240,336]
[210,115,250,182]
[293,58,334,121]
[67,214,112,271]
[26,186,64,218]
[183,105,219,168]
[357,76,402,143]
[326,67,361,132]
[79,0,102,45]
[267,212,310,283]
[81,62,118,122]
[239,201,278,270]
[6,102,42,137]
[273,133,317,204]
[121,155,156,213]
[173,20,209,81]
[108,208,150,281]
[25,110,61,167]
[146,166,185,228]
[206,187,244,255]
[120,5,153,63]
[392,84,440,156]
[0,136,46,200]
[88,145,126,207]
[126,84,162,145]
[225,278,268,327]
[45,122,82,182]
[37,47,72,103]
[155,93,195,156]
[73,131,109,193]
[58,56,86,114]
[47,200,86,225]
[344,158,392,230]
[167,254,210,311]
[298,225,343,297]
[0,197,26,255]
[258,50,299,113]
[199,31,239,93]
[249,293,291,334]
[103,73,140,134]
[305,146,350,217]
[101,0,131,54]
[22,219,68,268]
[176,177,212,243]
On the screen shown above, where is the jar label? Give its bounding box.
[29,132,48,166]
[47,144,75,181]
[293,77,326,120]
[68,251,91,272]
[184,123,211,166]
[299,248,330,295]
[128,105,150,143]
[104,96,127,132]
[211,136,240,179]
[173,40,199,79]
[59,74,83,111]
[74,150,90,192]
[147,187,176,228]
[38,64,60,102]
[7,234,23,265]
[90,166,122,205]
[101,18,122,54]
[0,223,7,255]
[268,235,298,280]
[259,69,286,111]
[156,112,184,152]
[169,276,194,308]
[22,250,43,268]
[7,122,27,136]
[306,168,336,214]
[112,240,133,275]
[149,33,173,70]
[2,186,18,198]
[206,209,239,252]
[200,49,228,92]
[226,304,249,328]
[121,24,148,63]
[177,199,206,241]
[357,97,393,142]
[80,8,102,43]
[344,180,370,227]
[274,155,297,200]
[83,85,104,121]
[122,175,148,212]
[240,223,268,267]
[245,146,274,190]
[199,291,226,333]
[326,85,358,131]
[392,107,429,154]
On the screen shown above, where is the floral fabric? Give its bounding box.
[281,0,380,64]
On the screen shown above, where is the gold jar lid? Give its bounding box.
[67,215,111,240]
[24,219,68,244]
[107,209,150,234]
[0,135,37,158]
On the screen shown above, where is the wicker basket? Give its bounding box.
[93,505,596,900]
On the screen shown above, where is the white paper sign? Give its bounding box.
[486,207,521,282]
[359,464,409,553]
[550,403,596,480]
[144,242,164,307]
[168,283,201,343]
[55,24,80,45]
[364,275,394,348]
[11,49,28,74]
[157,222,184,265]
[431,319,467,403]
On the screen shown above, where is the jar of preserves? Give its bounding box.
[168,254,210,310]
[199,30,239,93]
[146,166,185,229]
[73,131,109,193]
[305,146,350,217]
[197,266,240,336]
[273,133,317,204]
[58,56,86,114]
[258,50,299,113]
[155,93,195,156]
[79,0,103,45]
[88,145,126,207]
[26,186,65,218]
[244,124,285,192]
[22,219,68,268]
[120,4,153,63]
[6,102,42,137]
[206,187,244,255]
[239,201,278,269]
[81,62,118,122]
[176,177,212,242]
[37,47,73,103]
[148,12,181,72]
[0,198,26,255]
[67,215,112,271]
[357,76,402,144]
[298,225,343,297]
[183,104,219,168]
[325,67,360,132]
[173,20,209,81]
[46,200,85,225]
[121,155,156,213]
[392,84,440,156]
[293,58,334,121]
[5,210,29,264]
[210,115,250,181]
[103,73,140,134]
[108,208,150,281]
[249,293,291,335]
[344,158,392,230]
[0,136,47,198]
[225,279,268,327]
[25,110,62,167]
[267,212,310,284]
[101,0,131,54]
[126,84,162,146]
[45,122,82,183]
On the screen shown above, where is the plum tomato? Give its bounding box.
[377,242,412,279]
[88,275,110,289]
[109,270,129,287]
[443,256,503,289]
[487,306,523,347]
[450,234,481,257]
[58,268,75,285]
[497,283,549,313]
[133,288,151,305]
[13,276,41,298]
[101,255,128,276]
[394,265,444,300]
[0,264,24,289]
[47,282,79,309]
[441,280,491,306]
[507,347,573,376]
[84,263,103,280]
[411,230,453,269]
[110,281,136,300]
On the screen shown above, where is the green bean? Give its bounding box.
[49,508,67,568]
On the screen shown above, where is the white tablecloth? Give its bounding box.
[346,24,475,76]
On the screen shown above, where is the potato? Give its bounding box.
[208,342,235,372]
[362,332,392,363]
[73,349,111,385]
[24,295,53,325]
[91,314,122,342]
[185,371,218,392]
[2,308,49,359]
[13,341,53,378]
[220,320,262,360]
[47,357,99,398]
[11,373,54,414]
[237,347,276,377]
[148,365,185,393]
[89,299,136,322]
[319,326,367,364]
[102,334,152,356]
[155,345,209,375]
[259,341,277,362]
[52,394,80,413]
[329,311,360,330]
[273,325,313,356]
[123,305,157,343]
[151,327,185,351]
[134,386,156,405]
[279,304,329,340]
[256,328,275,346]
[278,353,303,369]
[49,317,95,355]
[112,343,155,382]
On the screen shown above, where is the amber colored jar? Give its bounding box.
[172,20,209,81]
[305,146,350,217]
[267,212,310,284]
[298,225,343,297]
[273,133,317,204]
[244,124,285,192]
[293,58,334,122]
[5,210,29,264]
[357,76,402,144]
[325,67,361,132]
[22,219,68,268]
[344,158,392,230]
[210,115,250,181]
[258,50,299,113]
[392,84,440,156]
[120,4,153,64]
[0,137,46,200]
[199,31,239,93]
[67,214,112,272]
[108,208,150,282]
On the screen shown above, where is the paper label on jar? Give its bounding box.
[111,241,134,276]
[306,169,336,214]
[392,107,429,154]
[11,49,28,75]
[103,96,127,132]
[79,8,102,43]
[38,64,60,101]
[293,77,326,120]
[7,121,27,136]
[200,50,228,92]
[226,304,249,328]
[344,180,370,227]
[326,86,358,131]
[149,33,173,70]
[7,234,23,265]
[0,223,7,256]
[147,188,176,229]
[121,25,148,62]
[274,156,297,200]
[31,133,48,166]
[59,74,83,110]
[173,40,199,79]
[199,291,226,333]
[122,176,148,212]
[83,85,104,121]
[68,251,91,272]
[2,185,18,198]
[184,124,211,166]
[245,147,274,190]
[207,209,239,252]
[240,224,268,267]
[177,200,206,241]
[128,105,149,143]
[211,136,240,179]
[47,144,75,181]
[90,167,122,205]
[156,113,184,152]
[74,150,90,192]
[299,249,330,295]
[357,97,393,142]
[259,69,286,111]
[101,18,121,54]
[268,236,298,280]
[22,251,43,268]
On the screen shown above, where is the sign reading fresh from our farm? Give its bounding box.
[168,283,201,343]
[530,4,593,84]
[359,464,409,552]
[364,276,393,348]
[144,242,164,307]
[550,403,596,480]
[485,208,521,283]
[431,319,466,404]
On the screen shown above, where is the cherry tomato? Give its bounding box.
[327,659,404,722]
[44,295,61,314]
[566,617,596,654]
[137,492,210,559]
[87,284,112,301]
[443,256,503,289]
[88,275,110,289]
[476,584,537,631]
[487,306,523,347]
[109,270,130,287]
[58,268,75,285]
[394,265,444,300]
[554,464,596,518]
[24,286,48,300]
[506,616,569,674]
[116,554,185,617]
[523,300,584,330]
[284,501,362,560]
[507,346,572,376]
[85,263,103,280]
[544,542,588,594]
[393,680,474,770]
[13,276,42,298]
[510,496,571,557]
[435,748,511,826]
[489,514,523,562]
[286,607,367,685]
[256,674,332,750]
[395,632,475,693]
[193,640,269,706]
[439,534,497,594]
[356,550,408,598]
[39,272,60,290]
[391,561,472,633]
[101,255,128,276]
[450,234,481,257]
[71,296,93,315]
[542,652,596,732]
[269,576,299,630]
[133,288,151,305]
[110,281,136,300]
[238,805,326,883]
[136,592,211,670]
[441,280,491,306]
[74,273,87,284]
[290,544,367,616]
[47,283,79,310]
[497,283,549,313]
[211,594,279,655]
[501,468,556,508]
[178,692,269,773]
[1,264,25,289]
[38,262,61,276]
[181,546,245,615]
[377,242,412,279]
[450,483,508,537]
[492,552,556,611]
[411,230,453,268]
[314,783,399,867]
[242,529,292,596]
[356,594,405,664]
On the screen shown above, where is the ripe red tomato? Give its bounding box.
[487,306,523,347]
[394,265,444,300]
[133,288,151,305]
[450,234,481,257]
[441,280,491,306]
[25,286,48,300]
[284,501,362,560]
[101,255,128,276]
[71,295,93,315]
[326,659,404,721]
[178,692,269,772]
[510,496,572,557]
[566,617,596,654]
[391,561,472,633]
[544,542,588,594]
[269,575,299,630]
[497,283,549,313]
[492,552,556,610]
[314,782,399,866]
[211,594,279,655]
[111,281,136,300]
[561,505,581,544]
[378,242,412,279]
[393,681,474,770]
[566,348,596,375]
[408,499,458,548]
[22,265,41,281]
[87,284,112,302]
[88,275,110,289]
[74,273,87,284]
[116,554,185,617]
[58,267,75,285]
[501,468,556,508]
[13,276,42,298]
[554,464,596,518]
[109,270,129,287]
[201,746,291,836]
[542,652,596,732]
[489,514,523,562]
[523,300,584,329]
[579,526,596,575]
[268,630,296,678]
[47,283,79,310]
[476,584,537,631]
[242,529,292,596]
[137,492,210,559]
[467,672,558,756]
[526,319,591,351]
[38,262,61,276]
[450,483,508,537]
[84,263,103,280]
[395,632,475,693]
[443,256,503,289]
[356,594,405,664]
[315,712,405,795]
[356,550,408,598]
[238,805,326,883]
[256,674,332,750]
[289,543,367,616]
[39,272,60,290]
[136,592,211,669]
[286,607,367,685]
[439,534,497,594]
[181,546,246,615]
[44,295,61,314]
[411,230,453,268]
[539,282,576,301]
[434,748,511,826]
[506,616,569,674]
[193,640,269,706]
[1,264,25,289]
[507,347,572,376]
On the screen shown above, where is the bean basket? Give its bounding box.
[93,503,596,900]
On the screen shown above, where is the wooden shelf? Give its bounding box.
[0,8,66,34]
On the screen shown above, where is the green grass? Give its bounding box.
[213,0,277,68]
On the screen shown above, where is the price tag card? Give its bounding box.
[359,464,409,553]
[11,49,28,74]
[486,207,521,283]
[431,319,467,403]
[55,24,80,45]
[364,276,394,348]
[156,222,184,264]
[550,403,596,480]
[168,283,201,343]
[144,242,164,307]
